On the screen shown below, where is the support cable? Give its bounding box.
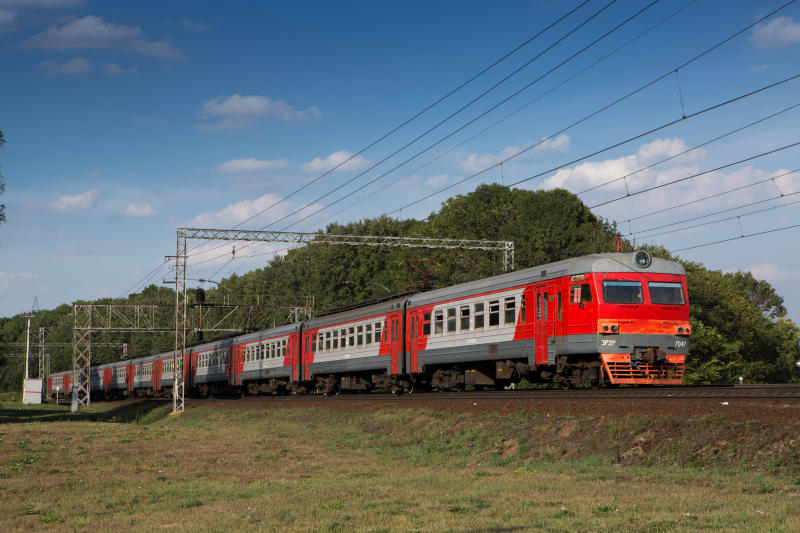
[634,192,800,240]
[301,0,698,231]
[589,140,800,209]
[184,0,594,255]
[577,102,800,196]
[672,222,800,252]
[184,0,653,265]
[620,168,800,225]
[269,0,657,232]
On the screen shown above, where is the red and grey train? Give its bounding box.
[47,251,689,399]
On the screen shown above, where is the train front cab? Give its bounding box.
[565,252,689,385]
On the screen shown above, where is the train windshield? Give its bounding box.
[648,282,685,305]
[602,280,643,303]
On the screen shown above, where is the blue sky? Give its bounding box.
[1,0,800,322]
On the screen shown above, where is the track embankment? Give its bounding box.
[191,385,800,423]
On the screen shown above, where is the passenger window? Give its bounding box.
[374,322,382,343]
[460,305,470,330]
[521,295,527,323]
[333,330,339,350]
[341,329,347,348]
[349,327,355,347]
[489,300,500,326]
[447,308,456,333]
[434,310,443,334]
[423,312,431,336]
[474,303,484,329]
[366,324,372,344]
[504,297,516,324]
[357,325,363,346]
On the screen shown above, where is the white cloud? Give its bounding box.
[198,93,320,131]
[460,134,570,173]
[424,173,448,188]
[751,64,769,72]
[24,15,185,60]
[106,63,138,75]
[50,189,98,212]
[123,202,155,217]
[190,193,322,228]
[540,137,704,193]
[301,150,370,173]
[179,18,206,31]
[740,262,800,283]
[0,272,36,291]
[752,16,800,49]
[215,158,288,174]
[35,56,91,76]
[0,8,14,24]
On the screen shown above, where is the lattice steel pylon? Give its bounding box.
[172,231,188,414]
[72,305,92,406]
[171,227,514,413]
[38,327,47,380]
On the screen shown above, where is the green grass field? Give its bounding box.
[1,398,798,532]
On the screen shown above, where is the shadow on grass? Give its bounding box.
[0,399,170,425]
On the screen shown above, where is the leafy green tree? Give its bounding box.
[646,245,800,384]
[1,184,798,389]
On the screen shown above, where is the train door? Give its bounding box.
[302,331,311,382]
[291,334,301,382]
[534,285,553,366]
[550,282,563,347]
[390,314,402,374]
[228,344,240,386]
[409,312,419,374]
[544,284,557,362]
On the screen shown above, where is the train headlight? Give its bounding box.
[677,324,691,335]
[599,321,619,334]
[635,250,651,268]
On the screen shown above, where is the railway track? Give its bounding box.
[196,384,800,404]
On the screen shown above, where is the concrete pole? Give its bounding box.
[24,316,31,379]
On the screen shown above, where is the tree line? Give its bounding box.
[1,184,798,388]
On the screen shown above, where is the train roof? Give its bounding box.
[306,298,404,329]
[408,252,683,307]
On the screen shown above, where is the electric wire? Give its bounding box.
[183,0,594,257]
[270,0,658,232]
[378,1,799,216]
[673,222,800,252]
[127,0,799,290]
[577,102,800,196]
[634,192,800,239]
[385,71,800,217]
[622,168,800,226]
[306,0,698,230]
[183,0,649,264]
[589,139,800,210]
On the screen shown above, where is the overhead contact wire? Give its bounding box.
[276,0,660,231]
[184,0,592,256]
